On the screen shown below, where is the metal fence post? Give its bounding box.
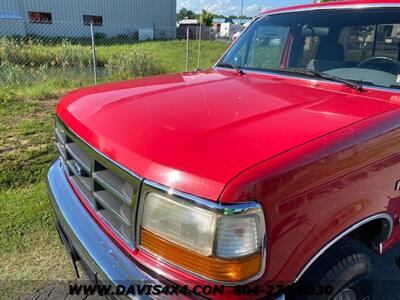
[90,22,98,85]
[197,23,202,70]
[186,27,190,72]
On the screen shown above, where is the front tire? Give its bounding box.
[288,237,374,300]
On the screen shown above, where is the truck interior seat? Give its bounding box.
[307,41,349,72]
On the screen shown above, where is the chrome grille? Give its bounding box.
[55,119,141,247]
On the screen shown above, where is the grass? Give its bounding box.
[0,98,56,188]
[0,39,228,298]
[0,39,228,101]
[0,98,71,299]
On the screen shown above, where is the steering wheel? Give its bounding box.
[357,56,400,74]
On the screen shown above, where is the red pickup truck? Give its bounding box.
[48,1,400,299]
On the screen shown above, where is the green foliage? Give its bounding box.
[0,37,92,68]
[228,15,251,19]
[0,183,53,253]
[199,10,213,26]
[0,40,228,102]
[105,50,161,78]
[0,183,73,299]
[57,40,92,68]
[177,8,198,21]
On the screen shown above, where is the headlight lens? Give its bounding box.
[216,215,261,258]
[142,193,217,256]
[140,190,265,283]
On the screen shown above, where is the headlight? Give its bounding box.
[139,187,265,283]
[142,193,217,256]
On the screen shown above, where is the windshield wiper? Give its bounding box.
[274,67,363,92]
[216,63,245,75]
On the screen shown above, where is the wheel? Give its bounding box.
[287,237,374,300]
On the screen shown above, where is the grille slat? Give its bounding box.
[70,175,96,208]
[94,190,131,226]
[56,120,140,249]
[56,142,67,160]
[55,127,67,144]
[66,159,92,191]
[98,210,132,244]
[93,170,132,205]
[65,143,91,172]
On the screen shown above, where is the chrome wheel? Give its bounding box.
[333,288,357,300]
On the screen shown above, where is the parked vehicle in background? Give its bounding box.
[220,22,243,39]
[232,21,251,41]
[48,1,400,299]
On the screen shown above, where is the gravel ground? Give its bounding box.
[17,243,400,300]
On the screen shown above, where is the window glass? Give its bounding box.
[83,15,103,26]
[298,36,321,67]
[375,24,400,61]
[28,12,52,24]
[223,21,289,70]
[246,26,289,69]
[219,9,400,89]
[339,26,376,62]
[297,27,329,67]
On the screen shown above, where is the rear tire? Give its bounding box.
[287,237,374,300]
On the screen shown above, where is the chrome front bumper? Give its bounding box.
[47,159,285,300]
[47,159,161,288]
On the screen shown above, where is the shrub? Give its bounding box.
[0,62,26,85]
[0,38,20,64]
[56,40,92,68]
[0,37,92,68]
[94,32,108,44]
[105,50,161,78]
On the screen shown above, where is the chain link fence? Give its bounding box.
[0,17,230,101]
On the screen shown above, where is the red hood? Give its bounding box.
[56,69,398,200]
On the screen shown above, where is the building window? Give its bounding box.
[28,12,52,24]
[83,15,103,26]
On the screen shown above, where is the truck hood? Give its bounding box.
[57,69,398,200]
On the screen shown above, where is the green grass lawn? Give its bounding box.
[0,98,74,299]
[0,40,228,298]
[0,40,228,101]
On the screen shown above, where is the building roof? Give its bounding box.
[179,19,199,25]
[212,18,233,24]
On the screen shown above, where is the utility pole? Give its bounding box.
[240,0,244,25]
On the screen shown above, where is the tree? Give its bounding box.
[212,14,225,19]
[198,9,213,26]
[177,8,197,21]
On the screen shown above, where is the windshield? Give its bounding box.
[219,8,400,90]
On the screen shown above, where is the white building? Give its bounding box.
[219,23,242,39]
[0,0,177,40]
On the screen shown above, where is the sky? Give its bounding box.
[177,0,313,17]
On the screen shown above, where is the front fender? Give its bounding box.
[219,109,400,285]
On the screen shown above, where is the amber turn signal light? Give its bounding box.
[140,228,262,282]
